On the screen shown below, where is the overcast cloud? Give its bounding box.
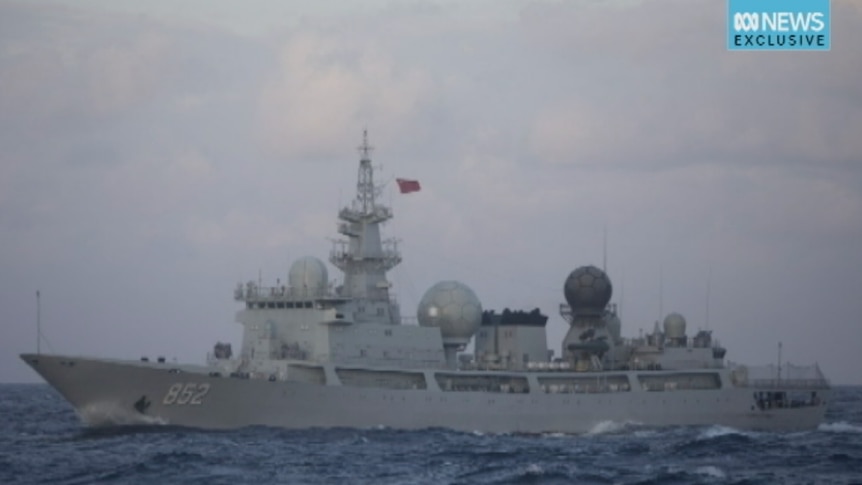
[1,0,860,384]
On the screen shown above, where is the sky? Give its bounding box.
[1,0,860,384]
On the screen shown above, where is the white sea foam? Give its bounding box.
[524,463,544,475]
[586,420,641,435]
[695,465,726,478]
[697,425,749,440]
[818,421,862,433]
[78,401,168,427]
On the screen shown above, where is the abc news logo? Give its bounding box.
[732,11,826,32]
[726,0,830,51]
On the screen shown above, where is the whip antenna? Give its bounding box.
[36,290,41,354]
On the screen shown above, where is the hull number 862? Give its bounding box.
[162,382,210,405]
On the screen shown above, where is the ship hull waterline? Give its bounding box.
[21,353,828,433]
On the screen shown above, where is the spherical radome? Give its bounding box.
[663,312,687,338]
[288,256,328,295]
[417,280,482,345]
[564,265,613,316]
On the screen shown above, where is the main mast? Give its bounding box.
[329,131,402,307]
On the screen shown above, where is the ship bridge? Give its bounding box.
[234,282,350,310]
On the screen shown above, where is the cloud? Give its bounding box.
[257,28,438,161]
[522,0,862,169]
[0,4,177,134]
[1,0,860,386]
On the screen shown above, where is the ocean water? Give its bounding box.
[1,384,860,485]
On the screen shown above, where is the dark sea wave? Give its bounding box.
[1,384,860,485]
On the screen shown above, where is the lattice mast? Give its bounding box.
[329,131,402,301]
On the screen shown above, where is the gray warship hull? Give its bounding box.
[21,353,828,433]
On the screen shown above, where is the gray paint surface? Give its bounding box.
[20,353,828,433]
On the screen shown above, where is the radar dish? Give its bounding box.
[417,281,482,346]
[663,312,687,339]
[563,265,613,317]
[288,256,329,296]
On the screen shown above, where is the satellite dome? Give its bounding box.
[563,266,613,317]
[663,312,687,339]
[288,256,328,296]
[417,281,482,346]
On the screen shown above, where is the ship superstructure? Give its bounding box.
[21,133,831,433]
[225,131,448,377]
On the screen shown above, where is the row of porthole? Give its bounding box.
[301,389,735,407]
[347,394,624,407]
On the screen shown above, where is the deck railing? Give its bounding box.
[745,378,831,389]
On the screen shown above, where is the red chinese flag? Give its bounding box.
[396,178,421,194]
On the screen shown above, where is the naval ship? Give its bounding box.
[22,133,830,433]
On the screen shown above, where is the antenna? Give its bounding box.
[602,224,607,273]
[658,265,664,321]
[619,268,625,318]
[358,128,373,161]
[354,129,377,214]
[36,290,41,355]
[705,266,712,331]
[777,341,783,381]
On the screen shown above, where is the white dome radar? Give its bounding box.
[417,280,482,346]
[663,312,687,339]
[288,256,329,296]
